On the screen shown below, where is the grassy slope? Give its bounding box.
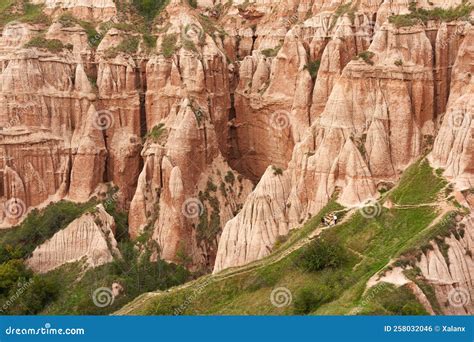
[38,249,189,315]
[0,197,190,315]
[118,158,450,315]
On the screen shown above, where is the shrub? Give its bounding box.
[132,0,168,22]
[24,36,65,53]
[272,166,283,176]
[161,34,178,58]
[356,51,375,65]
[305,60,320,80]
[224,171,235,185]
[293,285,333,314]
[143,33,156,49]
[58,13,76,27]
[145,123,166,142]
[15,276,60,314]
[261,45,281,58]
[0,259,30,295]
[394,59,403,66]
[187,0,198,9]
[298,239,348,272]
[293,288,319,314]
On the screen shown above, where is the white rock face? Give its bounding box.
[31,0,117,21]
[26,204,121,273]
[214,166,291,272]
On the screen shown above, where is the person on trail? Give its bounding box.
[333,214,338,225]
[321,217,326,226]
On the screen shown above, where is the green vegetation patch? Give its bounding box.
[305,59,320,80]
[355,51,375,65]
[197,180,221,248]
[132,0,168,22]
[389,2,473,28]
[143,33,156,49]
[24,35,68,53]
[297,239,349,272]
[161,33,178,58]
[0,200,96,263]
[261,45,281,58]
[198,14,225,40]
[390,159,447,205]
[187,0,198,9]
[105,35,140,58]
[404,267,442,314]
[145,123,166,143]
[40,245,189,315]
[330,2,356,29]
[359,282,428,315]
[0,1,50,28]
[58,13,101,48]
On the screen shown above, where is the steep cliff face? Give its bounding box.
[215,2,473,272]
[0,0,473,281]
[429,25,473,190]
